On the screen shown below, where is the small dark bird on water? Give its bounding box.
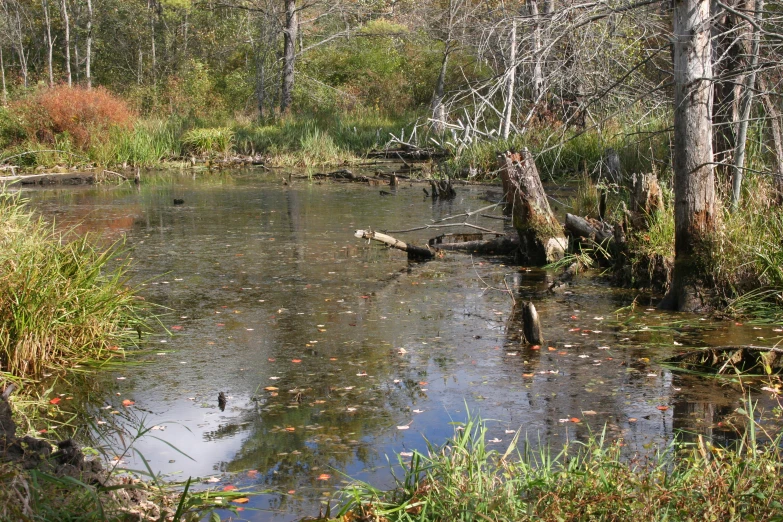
[218,392,227,411]
[173,198,184,205]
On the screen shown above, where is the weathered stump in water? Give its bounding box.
[497,150,566,265]
[629,172,664,230]
[520,301,543,346]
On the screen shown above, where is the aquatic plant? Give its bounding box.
[181,127,234,157]
[0,192,147,382]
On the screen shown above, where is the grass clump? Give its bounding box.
[0,192,147,382]
[335,411,783,521]
[181,126,234,157]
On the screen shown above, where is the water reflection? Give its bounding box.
[24,170,783,521]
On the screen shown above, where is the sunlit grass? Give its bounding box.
[0,192,148,382]
[334,408,783,521]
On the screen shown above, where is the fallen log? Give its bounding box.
[564,214,614,245]
[354,229,434,260]
[497,149,566,265]
[429,234,519,255]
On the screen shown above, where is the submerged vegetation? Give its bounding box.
[332,411,783,522]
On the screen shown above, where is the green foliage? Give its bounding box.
[0,192,148,382]
[181,126,234,157]
[336,409,783,521]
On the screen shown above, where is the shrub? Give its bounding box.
[11,86,135,150]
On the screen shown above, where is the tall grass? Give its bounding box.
[336,408,783,521]
[0,192,147,381]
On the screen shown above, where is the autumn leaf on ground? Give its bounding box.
[49,398,61,405]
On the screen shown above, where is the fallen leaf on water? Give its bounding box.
[418,381,428,386]
[522,373,534,377]
[232,498,250,504]
[264,387,279,391]
[570,417,581,423]
[122,400,135,407]
[171,325,183,331]
[628,418,638,422]
[505,429,515,434]
[285,427,296,432]
[317,474,331,481]
[329,357,338,361]
[400,451,414,457]
[291,359,302,363]
[288,490,296,495]
[49,398,61,405]
[489,438,502,443]
[206,477,220,483]
[223,485,237,491]
[656,405,669,411]
[583,410,597,415]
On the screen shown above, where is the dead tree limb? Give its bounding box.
[386,222,502,235]
[564,214,614,244]
[354,230,434,260]
[429,235,519,255]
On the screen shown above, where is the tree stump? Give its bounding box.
[497,149,566,265]
[521,301,543,346]
[630,172,664,229]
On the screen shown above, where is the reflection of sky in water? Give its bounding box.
[25,172,783,521]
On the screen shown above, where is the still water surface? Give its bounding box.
[27,170,783,521]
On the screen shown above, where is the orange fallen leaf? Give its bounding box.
[49,397,61,405]
[122,399,135,407]
[329,357,337,361]
[268,358,276,362]
[522,373,535,377]
[291,359,302,363]
[287,490,296,494]
[316,474,331,481]
[247,470,258,477]
[628,418,638,422]
[171,325,183,331]
[530,345,540,350]
[656,405,669,411]
[264,387,279,391]
[232,498,250,504]
[570,417,581,423]
[222,485,237,491]
[285,427,296,432]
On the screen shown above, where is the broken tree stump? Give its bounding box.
[497,150,566,265]
[521,301,543,345]
[629,172,664,229]
[354,230,434,261]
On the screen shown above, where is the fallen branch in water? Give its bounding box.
[354,229,434,260]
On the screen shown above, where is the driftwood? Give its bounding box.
[429,234,519,255]
[497,150,566,265]
[312,169,369,182]
[564,214,614,245]
[354,229,434,260]
[665,345,783,375]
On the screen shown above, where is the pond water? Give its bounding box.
[26,169,783,521]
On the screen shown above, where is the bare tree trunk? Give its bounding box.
[61,0,72,87]
[0,47,6,105]
[530,0,544,113]
[660,0,716,312]
[281,0,297,114]
[731,0,763,211]
[500,18,517,140]
[759,77,783,205]
[431,48,449,133]
[150,0,157,85]
[711,0,743,181]
[85,0,92,89]
[7,0,28,88]
[42,0,54,86]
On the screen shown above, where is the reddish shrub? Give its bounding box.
[12,85,135,149]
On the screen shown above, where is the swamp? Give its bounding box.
[13,168,783,521]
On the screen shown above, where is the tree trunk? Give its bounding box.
[710,0,743,181]
[497,149,566,265]
[758,77,783,205]
[731,0,763,211]
[0,47,6,105]
[530,0,545,113]
[42,0,54,87]
[500,18,517,140]
[85,0,92,89]
[281,0,298,115]
[431,48,449,133]
[61,0,72,87]
[660,0,716,312]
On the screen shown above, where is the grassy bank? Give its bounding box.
[330,411,783,521]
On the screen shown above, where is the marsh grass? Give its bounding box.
[181,127,234,157]
[0,192,148,382]
[334,408,783,522]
